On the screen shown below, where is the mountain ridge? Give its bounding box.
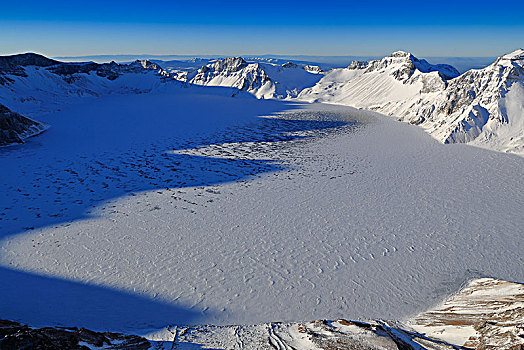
[0,50,523,154]
[298,49,524,154]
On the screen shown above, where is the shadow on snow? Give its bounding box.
[0,91,348,331]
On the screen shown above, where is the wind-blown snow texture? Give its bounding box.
[0,92,522,333]
[299,49,524,155]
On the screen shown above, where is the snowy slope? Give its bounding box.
[176,57,323,99]
[0,53,176,117]
[298,50,524,155]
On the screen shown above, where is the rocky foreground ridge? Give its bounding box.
[1,278,522,349]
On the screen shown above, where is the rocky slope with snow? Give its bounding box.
[0,104,47,146]
[4,278,519,349]
[299,50,524,155]
[145,278,523,349]
[175,57,323,99]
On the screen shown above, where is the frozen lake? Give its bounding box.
[0,90,523,332]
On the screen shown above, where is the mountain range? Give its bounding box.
[0,50,523,155]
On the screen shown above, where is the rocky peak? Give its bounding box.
[282,62,299,69]
[493,49,524,71]
[132,60,162,70]
[303,65,324,74]
[390,50,411,57]
[501,48,524,61]
[207,57,248,73]
[347,60,369,70]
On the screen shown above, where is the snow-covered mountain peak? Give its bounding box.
[299,49,524,155]
[387,51,460,80]
[205,57,248,73]
[177,56,324,99]
[390,50,411,57]
[501,48,524,61]
[345,51,459,82]
[0,53,180,121]
[492,49,524,69]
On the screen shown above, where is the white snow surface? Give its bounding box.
[0,81,522,334]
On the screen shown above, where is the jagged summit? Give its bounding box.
[501,48,524,61]
[493,48,524,69]
[205,57,248,73]
[134,59,162,70]
[186,57,271,97]
[346,51,459,81]
[386,51,460,80]
[178,56,324,99]
[390,50,412,57]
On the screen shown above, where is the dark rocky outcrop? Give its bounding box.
[0,53,60,79]
[0,104,47,146]
[0,319,151,350]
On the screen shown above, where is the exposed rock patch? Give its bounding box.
[0,319,150,350]
[0,104,47,146]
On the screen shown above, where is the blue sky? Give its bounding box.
[1,0,523,57]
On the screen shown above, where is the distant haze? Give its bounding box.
[52,54,497,73]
